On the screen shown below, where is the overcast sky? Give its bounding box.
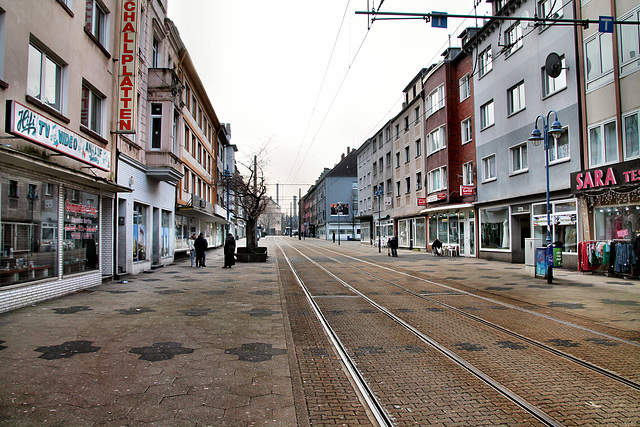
[167,0,490,212]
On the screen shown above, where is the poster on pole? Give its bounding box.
[330,203,349,216]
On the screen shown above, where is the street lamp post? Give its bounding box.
[529,110,564,284]
[224,167,231,237]
[375,187,383,253]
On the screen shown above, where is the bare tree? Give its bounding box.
[229,153,269,253]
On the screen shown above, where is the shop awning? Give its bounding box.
[177,205,227,223]
[0,146,132,194]
[420,203,474,215]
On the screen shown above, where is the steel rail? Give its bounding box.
[282,241,564,427]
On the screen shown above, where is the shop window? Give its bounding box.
[63,188,98,275]
[28,43,65,112]
[533,200,577,252]
[1,173,59,287]
[415,218,426,248]
[480,207,510,250]
[595,205,640,242]
[133,203,147,262]
[161,210,170,257]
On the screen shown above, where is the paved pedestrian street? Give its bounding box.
[1,237,639,425]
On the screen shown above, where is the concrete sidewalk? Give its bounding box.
[0,237,638,426]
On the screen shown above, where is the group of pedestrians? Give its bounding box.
[188,232,236,269]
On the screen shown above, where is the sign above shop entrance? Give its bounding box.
[6,100,111,171]
[570,159,640,194]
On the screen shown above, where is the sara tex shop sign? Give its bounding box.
[6,100,111,171]
[570,159,640,194]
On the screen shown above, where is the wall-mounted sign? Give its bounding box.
[6,100,111,171]
[570,159,640,194]
[417,198,427,206]
[460,185,475,196]
[330,203,349,216]
[384,196,392,206]
[426,193,446,203]
[116,0,139,134]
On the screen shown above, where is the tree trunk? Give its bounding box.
[246,217,258,252]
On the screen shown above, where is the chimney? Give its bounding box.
[347,146,351,155]
[341,153,345,161]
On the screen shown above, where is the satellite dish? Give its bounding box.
[545,52,562,78]
[519,11,530,29]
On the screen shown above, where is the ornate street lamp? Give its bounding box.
[529,110,564,284]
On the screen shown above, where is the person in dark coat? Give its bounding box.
[194,232,208,268]
[223,233,236,268]
[389,235,398,257]
[432,238,443,256]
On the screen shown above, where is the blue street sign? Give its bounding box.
[432,12,447,29]
[599,16,614,33]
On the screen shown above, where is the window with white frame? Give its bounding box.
[589,119,618,166]
[620,8,640,75]
[386,179,392,194]
[414,106,420,123]
[584,32,613,86]
[395,152,400,168]
[415,138,422,157]
[404,146,410,163]
[480,100,494,130]
[504,22,523,56]
[479,46,493,77]
[510,143,528,174]
[459,74,470,102]
[461,117,472,144]
[428,166,447,192]
[624,111,639,160]
[507,81,525,116]
[27,43,64,112]
[427,126,446,155]
[395,124,400,139]
[80,83,104,135]
[542,54,567,97]
[416,172,423,190]
[386,152,391,167]
[482,154,496,182]
[405,177,411,193]
[462,161,473,185]
[549,127,570,162]
[538,0,563,30]
[85,0,109,48]
[427,84,445,116]
[396,181,401,196]
[152,37,160,68]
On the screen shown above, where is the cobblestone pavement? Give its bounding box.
[0,237,638,426]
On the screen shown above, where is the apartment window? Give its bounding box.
[85,0,109,47]
[589,120,618,166]
[152,37,160,68]
[8,179,17,197]
[386,179,392,194]
[373,161,377,175]
[462,161,473,185]
[379,135,384,149]
[379,158,383,173]
[459,74,471,102]
[396,181,401,196]
[620,8,640,75]
[404,146,410,163]
[185,84,191,111]
[482,155,496,182]
[395,152,400,168]
[385,127,391,142]
[624,111,640,159]
[480,100,495,130]
[542,55,567,97]
[427,126,446,155]
[404,116,409,130]
[549,127,570,162]
[405,177,411,194]
[80,83,104,135]
[395,124,400,139]
[386,152,391,168]
[538,0,563,24]
[0,10,5,81]
[173,112,178,153]
[27,43,64,112]
[414,106,420,123]
[372,139,377,152]
[461,118,472,144]
[504,22,523,56]
[150,103,162,149]
[415,138,422,157]
[479,46,493,77]
[585,33,614,85]
[510,143,528,174]
[416,172,423,191]
[184,125,190,148]
[428,166,447,192]
[507,81,525,116]
[427,84,445,116]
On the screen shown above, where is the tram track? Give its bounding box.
[276,239,640,426]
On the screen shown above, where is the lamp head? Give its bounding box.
[529,127,543,146]
[549,120,564,139]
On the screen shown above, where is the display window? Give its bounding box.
[533,199,577,252]
[133,203,147,262]
[594,204,640,242]
[1,172,59,286]
[480,207,510,250]
[161,210,170,257]
[63,189,99,274]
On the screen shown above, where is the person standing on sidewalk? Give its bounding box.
[389,235,398,257]
[188,233,196,267]
[223,233,236,268]
[194,232,208,268]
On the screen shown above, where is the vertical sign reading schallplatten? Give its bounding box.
[117,0,139,134]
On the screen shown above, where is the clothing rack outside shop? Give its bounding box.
[578,239,640,278]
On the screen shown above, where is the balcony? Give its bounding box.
[148,68,183,106]
[146,151,183,184]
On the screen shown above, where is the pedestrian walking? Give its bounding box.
[188,233,196,267]
[389,235,398,257]
[194,232,208,268]
[223,233,236,268]
[432,238,443,256]
[332,232,335,243]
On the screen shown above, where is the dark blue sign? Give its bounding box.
[599,16,614,33]
[432,12,447,28]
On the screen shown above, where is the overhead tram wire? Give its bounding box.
[284,0,353,185]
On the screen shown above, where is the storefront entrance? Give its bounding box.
[459,216,475,257]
